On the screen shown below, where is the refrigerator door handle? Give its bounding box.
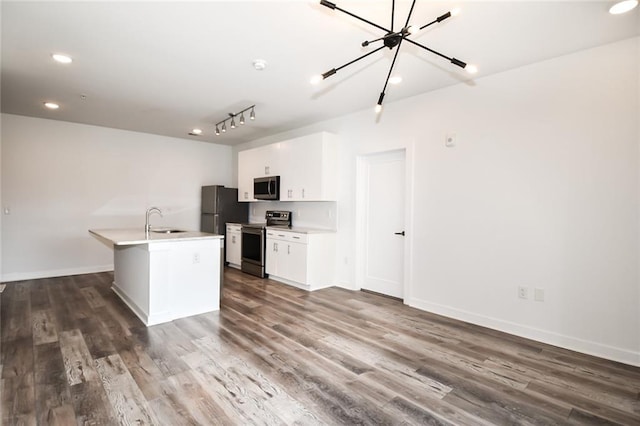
[214,214,219,234]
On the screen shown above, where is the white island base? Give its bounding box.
[90,229,222,326]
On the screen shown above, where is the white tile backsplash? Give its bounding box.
[249,201,337,230]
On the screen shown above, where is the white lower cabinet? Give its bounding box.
[265,229,335,291]
[225,224,242,269]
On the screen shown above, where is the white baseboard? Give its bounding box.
[408,297,640,367]
[1,264,114,283]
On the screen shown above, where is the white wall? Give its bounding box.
[1,114,232,281]
[235,37,640,366]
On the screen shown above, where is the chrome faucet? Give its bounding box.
[145,206,162,234]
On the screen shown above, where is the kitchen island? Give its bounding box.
[89,228,223,326]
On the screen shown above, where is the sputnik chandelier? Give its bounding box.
[214,105,256,136]
[313,0,477,113]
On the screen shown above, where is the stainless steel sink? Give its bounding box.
[150,228,186,234]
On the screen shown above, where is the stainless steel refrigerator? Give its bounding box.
[200,185,248,236]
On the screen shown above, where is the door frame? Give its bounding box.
[354,145,415,303]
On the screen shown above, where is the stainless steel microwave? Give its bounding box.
[253,176,280,200]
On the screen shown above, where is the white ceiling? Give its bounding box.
[2,1,638,146]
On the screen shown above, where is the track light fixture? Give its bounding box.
[314,0,477,113]
[214,105,256,136]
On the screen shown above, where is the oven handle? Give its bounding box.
[242,227,265,236]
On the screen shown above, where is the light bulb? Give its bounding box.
[407,25,418,35]
[389,75,403,85]
[310,74,323,85]
[375,104,383,114]
[465,64,478,74]
[191,128,202,135]
[451,7,461,17]
[52,53,72,64]
[609,0,638,14]
[44,102,60,109]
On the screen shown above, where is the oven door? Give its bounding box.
[241,226,267,277]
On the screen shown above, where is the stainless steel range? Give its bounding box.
[241,210,292,278]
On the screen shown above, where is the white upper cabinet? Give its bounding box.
[238,132,338,202]
[238,144,283,201]
[280,133,338,201]
[237,149,256,201]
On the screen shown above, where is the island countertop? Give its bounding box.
[89,228,224,246]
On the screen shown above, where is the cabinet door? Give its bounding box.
[279,133,337,201]
[238,150,255,201]
[226,231,241,265]
[265,238,279,276]
[283,241,308,284]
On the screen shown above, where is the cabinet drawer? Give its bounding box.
[266,230,308,244]
[226,225,242,232]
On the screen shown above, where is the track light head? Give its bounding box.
[215,126,220,135]
[250,107,255,120]
[221,122,227,133]
[240,113,245,125]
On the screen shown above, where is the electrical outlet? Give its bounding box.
[518,286,528,299]
[193,253,200,264]
[534,288,545,302]
[445,132,456,147]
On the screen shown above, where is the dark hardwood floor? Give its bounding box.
[2,268,640,425]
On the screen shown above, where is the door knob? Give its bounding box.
[394,231,405,236]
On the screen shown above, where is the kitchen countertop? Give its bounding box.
[89,228,224,246]
[266,226,336,234]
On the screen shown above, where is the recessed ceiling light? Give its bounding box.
[389,75,402,85]
[44,102,60,109]
[253,59,267,71]
[189,128,203,136]
[52,53,72,64]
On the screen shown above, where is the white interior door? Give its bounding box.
[361,150,405,299]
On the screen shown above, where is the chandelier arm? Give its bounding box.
[333,45,386,73]
[403,0,417,29]
[391,0,395,31]
[403,38,453,62]
[320,1,390,33]
[362,35,386,47]
[418,18,439,31]
[419,11,453,31]
[379,38,404,103]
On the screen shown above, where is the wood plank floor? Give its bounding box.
[2,268,640,425]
